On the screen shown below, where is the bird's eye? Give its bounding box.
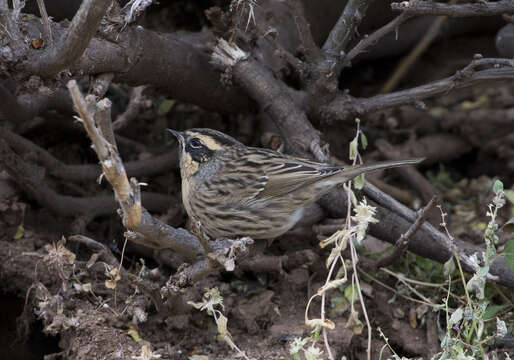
[189,138,203,148]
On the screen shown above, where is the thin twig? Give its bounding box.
[391,0,514,17]
[27,0,111,77]
[343,12,413,68]
[36,0,53,45]
[68,235,119,267]
[375,196,437,268]
[380,10,449,93]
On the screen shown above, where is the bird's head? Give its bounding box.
[168,128,242,178]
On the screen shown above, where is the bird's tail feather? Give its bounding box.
[340,158,424,180]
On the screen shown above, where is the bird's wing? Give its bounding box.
[213,148,341,205]
[256,155,342,199]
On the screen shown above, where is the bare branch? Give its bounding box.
[321,58,514,121]
[112,86,146,131]
[2,10,253,114]
[36,0,53,45]
[67,79,203,259]
[375,139,439,203]
[322,0,371,56]
[0,124,178,182]
[213,40,327,160]
[290,0,321,62]
[375,196,437,268]
[380,13,446,93]
[392,0,514,17]
[12,0,25,23]
[68,235,119,267]
[0,138,172,217]
[26,0,111,77]
[343,12,413,68]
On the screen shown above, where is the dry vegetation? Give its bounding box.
[0,0,514,359]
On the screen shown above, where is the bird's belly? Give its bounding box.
[199,207,305,240]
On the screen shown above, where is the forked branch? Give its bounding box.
[26,0,111,77]
[67,80,203,259]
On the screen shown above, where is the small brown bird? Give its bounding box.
[169,128,422,240]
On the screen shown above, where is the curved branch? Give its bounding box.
[25,0,111,77]
[0,8,256,114]
[391,0,514,17]
[0,138,173,217]
[213,40,326,159]
[0,126,178,182]
[320,58,514,121]
[343,12,413,68]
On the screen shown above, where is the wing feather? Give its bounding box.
[257,156,341,199]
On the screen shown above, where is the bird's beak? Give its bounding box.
[166,129,185,144]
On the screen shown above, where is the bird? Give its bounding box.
[168,128,423,240]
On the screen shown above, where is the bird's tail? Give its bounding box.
[340,158,424,180]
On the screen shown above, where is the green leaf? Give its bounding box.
[354,173,365,190]
[157,99,175,116]
[493,180,504,195]
[504,239,514,270]
[360,132,368,150]
[344,284,359,304]
[127,328,141,342]
[504,189,514,204]
[13,225,24,240]
[483,305,506,321]
[349,136,358,161]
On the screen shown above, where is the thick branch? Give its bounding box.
[392,0,514,17]
[26,0,111,77]
[7,13,254,114]
[211,39,514,287]
[225,51,326,159]
[319,184,514,288]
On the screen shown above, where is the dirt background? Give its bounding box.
[0,1,513,359]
